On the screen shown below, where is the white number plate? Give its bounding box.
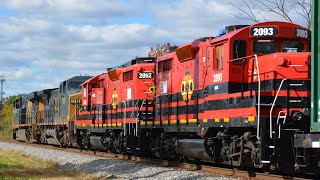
[213,73,222,82]
[138,72,153,79]
[295,28,309,39]
[250,27,277,37]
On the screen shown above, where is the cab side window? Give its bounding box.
[233,40,247,64]
[215,45,224,70]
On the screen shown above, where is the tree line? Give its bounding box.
[0,95,24,138]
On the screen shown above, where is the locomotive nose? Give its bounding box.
[275,53,310,67]
[273,52,310,80]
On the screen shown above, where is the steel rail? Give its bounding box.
[0,139,311,180]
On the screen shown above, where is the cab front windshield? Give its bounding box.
[253,40,305,54]
[253,40,276,54]
[281,41,304,52]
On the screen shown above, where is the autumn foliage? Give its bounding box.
[0,95,23,139]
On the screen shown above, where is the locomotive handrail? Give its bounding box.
[253,54,261,140]
[229,54,261,140]
[288,64,305,67]
[269,78,287,139]
[135,99,147,137]
[128,100,140,136]
[227,55,257,62]
[122,101,127,136]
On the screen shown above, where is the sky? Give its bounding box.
[0,0,309,97]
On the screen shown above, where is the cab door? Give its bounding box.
[203,43,226,119]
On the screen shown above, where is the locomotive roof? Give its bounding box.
[27,88,58,101]
[158,21,307,63]
[80,73,106,86]
[212,21,307,42]
[108,57,155,71]
[65,75,92,82]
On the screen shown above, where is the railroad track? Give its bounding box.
[0,139,311,180]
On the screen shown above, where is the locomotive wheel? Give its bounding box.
[60,130,69,147]
[81,132,90,149]
[26,128,32,142]
[40,128,46,144]
[36,127,41,144]
[114,132,126,154]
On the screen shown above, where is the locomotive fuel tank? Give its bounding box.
[16,129,28,141]
[90,136,105,150]
[45,129,60,145]
[174,139,213,161]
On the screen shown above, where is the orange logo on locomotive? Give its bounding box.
[111,88,118,110]
[181,70,194,103]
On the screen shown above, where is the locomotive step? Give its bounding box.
[259,103,273,107]
[261,161,271,164]
[289,83,304,87]
[289,100,303,103]
[296,155,305,158]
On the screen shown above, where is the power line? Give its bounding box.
[0,75,5,104]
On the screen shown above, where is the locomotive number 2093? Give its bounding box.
[213,73,222,82]
[138,72,153,79]
[250,27,276,37]
[295,28,309,39]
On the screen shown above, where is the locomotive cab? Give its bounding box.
[247,24,310,120]
[226,22,311,172]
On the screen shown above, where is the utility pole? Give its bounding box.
[0,75,5,104]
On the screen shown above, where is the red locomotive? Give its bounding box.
[152,22,311,172]
[13,21,318,174]
[76,57,156,152]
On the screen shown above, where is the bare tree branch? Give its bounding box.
[231,0,311,29]
[295,0,312,29]
[231,0,261,23]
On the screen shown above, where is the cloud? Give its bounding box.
[0,0,310,97]
[1,0,138,24]
[142,0,245,42]
[0,0,246,96]
[6,68,35,81]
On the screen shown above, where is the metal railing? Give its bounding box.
[128,100,140,136]
[135,99,146,136]
[253,54,261,140]
[228,54,261,139]
[122,101,127,136]
[269,78,287,138]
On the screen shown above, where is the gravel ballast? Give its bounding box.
[0,141,237,179]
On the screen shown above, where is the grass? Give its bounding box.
[0,131,13,140]
[0,149,99,179]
